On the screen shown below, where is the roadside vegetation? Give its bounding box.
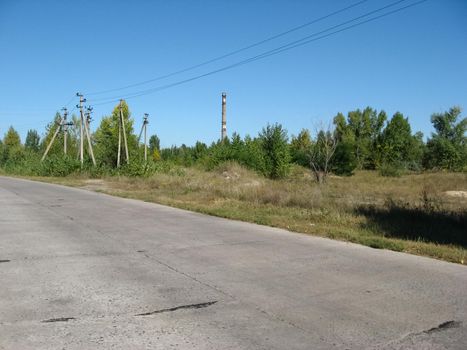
[1,102,466,264]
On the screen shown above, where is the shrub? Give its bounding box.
[379,161,404,177]
[258,123,291,179]
[40,154,81,177]
[332,140,356,176]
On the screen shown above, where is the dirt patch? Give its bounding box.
[81,179,109,192]
[444,191,467,199]
[222,171,240,180]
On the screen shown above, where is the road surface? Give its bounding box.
[0,176,466,349]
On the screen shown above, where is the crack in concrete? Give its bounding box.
[41,317,76,323]
[0,259,11,263]
[19,251,126,262]
[138,252,312,335]
[424,320,461,334]
[377,320,463,349]
[135,301,218,316]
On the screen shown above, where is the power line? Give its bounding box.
[64,94,76,108]
[85,0,369,96]
[89,0,426,106]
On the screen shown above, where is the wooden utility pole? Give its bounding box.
[41,117,62,161]
[62,108,68,155]
[83,106,96,166]
[117,100,130,166]
[138,113,149,162]
[76,93,96,166]
[144,114,148,162]
[77,93,85,165]
[85,107,92,132]
[41,108,73,161]
[117,108,122,167]
[221,92,227,140]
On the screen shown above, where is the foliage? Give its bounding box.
[1,126,22,164]
[25,129,41,152]
[2,104,465,181]
[290,129,312,167]
[39,113,80,159]
[332,140,357,176]
[40,154,81,177]
[152,149,161,162]
[334,107,387,170]
[377,112,425,174]
[309,129,337,183]
[423,107,466,171]
[149,134,160,152]
[258,123,291,179]
[93,100,138,167]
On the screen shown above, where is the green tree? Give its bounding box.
[25,129,41,152]
[241,135,266,174]
[258,123,291,179]
[309,129,337,183]
[1,126,23,164]
[379,112,414,164]
[149,134,160,152]
[40,113,63,157]
[334,107,387,170]
[192,141,208,161]
[39,113,80,159]
[94,100,138,167]
[290,129,312,167]
[423,107,466,171]
[332,140,356,176]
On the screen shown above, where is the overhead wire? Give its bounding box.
[89,0,426,106]
[85,0,370,96]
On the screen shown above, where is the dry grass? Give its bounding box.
[25,162,467,264]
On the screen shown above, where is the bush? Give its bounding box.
[379,161,404,177]
[40,154,81,177]
[332,141,356,176]
[258,123,291,179]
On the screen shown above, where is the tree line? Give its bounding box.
[0,103,465,179]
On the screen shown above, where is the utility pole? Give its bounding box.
[117,100,130,166]
[85,106,92,132]
[41,108,73,161]
[77,92,85,165]
[221,92,227,141]
[117,104,122,168]
[41,117,62,161]
[83,106,96,166]
[76,93,96,166]
[62,107,68,155]
[144,113,148,162]
[138,113,149,162]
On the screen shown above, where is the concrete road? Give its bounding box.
[0,176,466,350]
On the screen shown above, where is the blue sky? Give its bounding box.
[1,0,466,147]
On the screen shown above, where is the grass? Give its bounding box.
[10,162,467,264]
